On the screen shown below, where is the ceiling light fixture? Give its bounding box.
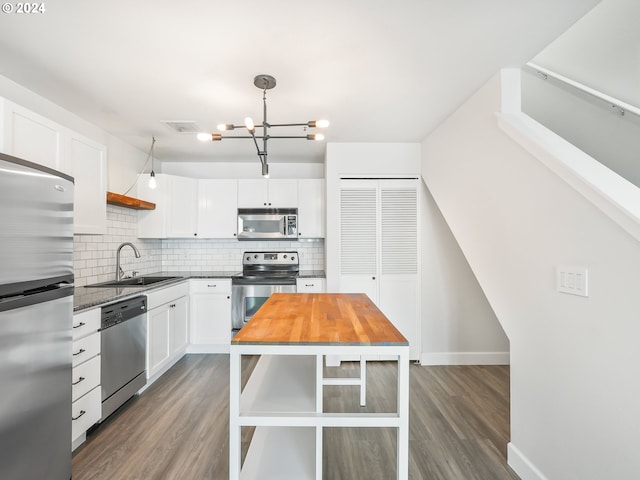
[197,74,329,178]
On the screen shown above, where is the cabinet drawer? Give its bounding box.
[71,386,101,442]
[72,355,100,402]
[190,279,231,294]
[72,332,100,367]
[72,308,100,340]
[296,278,326,293]
[146,282,189,309]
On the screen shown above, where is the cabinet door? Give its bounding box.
[297,179,324,238]
[0,98,66,172]
[147,305,170,378]
[198,179,238,238]
[190,292,231,345]
[170,296,189,356]
[167,176,198,237]
[137,174,169,238]
[68,133,107,234]
[339,181,378,296]
[237,179,268,207]
[267,179,298,208]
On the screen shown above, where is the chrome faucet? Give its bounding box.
[116,242,141,281]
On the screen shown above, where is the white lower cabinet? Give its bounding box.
[146,283,189,384]
[296,277,326,293]
[188,279,232,353]
[71,307,101,451]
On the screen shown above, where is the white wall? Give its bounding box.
[420,181,509,365]
[422,70,640,480]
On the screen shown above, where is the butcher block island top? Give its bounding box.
[232,292,409,346]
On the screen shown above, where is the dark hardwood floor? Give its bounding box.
[72,355,520,480]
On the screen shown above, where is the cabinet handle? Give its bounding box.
[72,348,86,356]
[194,233,197,236]
[263,202,267,206]
[305,284,314,287]
[72,410,86,421]
[226,296,230,299]
[207,284,217,288]
[372,276,376,280]
[72,322,86,329]
[72,376,85,386]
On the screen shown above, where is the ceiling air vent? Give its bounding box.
[162,121,201,134]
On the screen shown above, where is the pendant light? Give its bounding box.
[148,137,157,189]
[197,74,329,178]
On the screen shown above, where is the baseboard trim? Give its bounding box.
[507,442,548,480]
[420,351,510,365]
[186,344,230,354]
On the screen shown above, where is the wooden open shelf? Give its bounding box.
[106,192,155,210]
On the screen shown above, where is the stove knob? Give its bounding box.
[283,254,288,259]
[246,256,250,261]
[254,254,258,259]
[291,256,296,261]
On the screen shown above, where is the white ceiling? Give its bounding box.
[0,0,600,164]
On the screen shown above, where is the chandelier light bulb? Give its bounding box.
[217,124,234,131]
[316,119,330,128]
[307,133,325,141]
[245,117,255,132]
[197,132,212,142]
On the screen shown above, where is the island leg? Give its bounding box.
[229,349,241,480]
[396,350,410,479]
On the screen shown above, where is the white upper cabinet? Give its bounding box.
[67,132,107,234]
[0,98,66,172]
[0,98,107,234]
[238,179,297,208]
[297,179,324,238]
[138,174,197,238]
[167,175,198,237]
[197,179,238,238]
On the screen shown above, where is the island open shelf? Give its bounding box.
[229,293,410,480]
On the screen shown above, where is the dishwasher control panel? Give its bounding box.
[100,296,147,330]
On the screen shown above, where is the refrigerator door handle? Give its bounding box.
[0,283,74,313]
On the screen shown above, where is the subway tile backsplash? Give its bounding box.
[73,205,325,287]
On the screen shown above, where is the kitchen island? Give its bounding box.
[230,293,409,480]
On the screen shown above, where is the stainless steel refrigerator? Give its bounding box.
[0,152,74,480]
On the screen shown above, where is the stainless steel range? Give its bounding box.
[231,251,299,331]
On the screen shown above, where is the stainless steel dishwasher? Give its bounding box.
[100,295,147,421]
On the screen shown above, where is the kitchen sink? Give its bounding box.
[85,276,182,288]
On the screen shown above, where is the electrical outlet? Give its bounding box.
[556,265,588,297]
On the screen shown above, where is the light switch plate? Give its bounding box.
[556,265,588,297]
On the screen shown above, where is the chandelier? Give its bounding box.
[197,74,329,178]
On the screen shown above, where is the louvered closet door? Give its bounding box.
[378,180,419,358]
[339,181,379,303]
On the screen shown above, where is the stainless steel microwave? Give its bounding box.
[237,208,298,240]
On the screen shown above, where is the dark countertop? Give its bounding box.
[74,271,238,312]
[297,270,326,278]
[74,269,326,313]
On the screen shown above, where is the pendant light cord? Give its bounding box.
[121,137,156,196]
